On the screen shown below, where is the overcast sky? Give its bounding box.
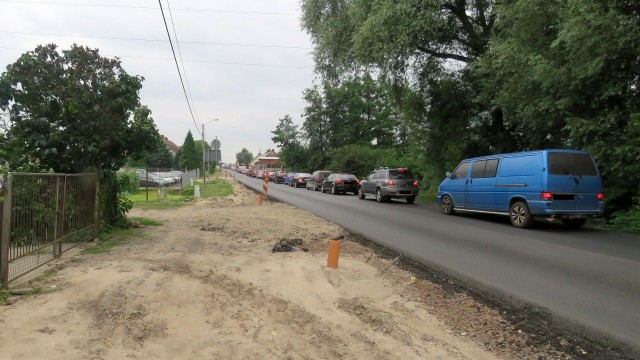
[0,0,315,163]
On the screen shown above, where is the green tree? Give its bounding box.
[271,114,308,170]
[478,0,640,207]
[126,107,172,168]
[299,0,506,178]
[301,86,330,170]
[327,144,398,178]
[0,43,155,226]
[236,148,253,167]
[179,130,198,170]
[0,44,151,173]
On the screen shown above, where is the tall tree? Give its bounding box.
[271,114,308,170]
[235,148,253,166]
[126,107,172,168]
[179,130,198,170]
[0,44,151,172]
[302,86,330,170]
[301,0,496,78]
[299,0,507,176]
[479,0,640,205]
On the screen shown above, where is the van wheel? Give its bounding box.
[376,189,386,203]
[358,187,365,199]
[562,218,587,229]
[406,196,416,204]
[331,185,337,195]
[440,195,454,215]
[510,202,534,228]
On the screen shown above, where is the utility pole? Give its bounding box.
[202,119,219,183]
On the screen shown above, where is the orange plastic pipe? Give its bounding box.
[327,240,341,268]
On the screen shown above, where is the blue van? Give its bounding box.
[436,150,604,228]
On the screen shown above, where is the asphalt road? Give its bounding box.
[231,172,640,349]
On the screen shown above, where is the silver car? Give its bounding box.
[357,167,420,204]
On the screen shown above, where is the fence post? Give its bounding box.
[53,176,65,258]
[93,176,100,240]
[1,175,12,288]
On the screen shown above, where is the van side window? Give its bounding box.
[500,155,538,176]
[452,162,470,179]
[484,159,499,177]
[471,161,486,178]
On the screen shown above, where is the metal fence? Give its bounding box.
[1,173,99,287]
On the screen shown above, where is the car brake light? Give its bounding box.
[413,180,419,186]
[397,168,405,172]
[385,180,394,185]
[597,193,603,200]
[356,179,360,184]
[540,192,552,200]
[336,179,343,184]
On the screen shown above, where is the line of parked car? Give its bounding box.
[233,167,421,204]
[233,148,604,230]
[136,169,182,188]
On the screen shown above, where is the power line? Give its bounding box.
[0,0,300,15]
[0,46,313,69]
[167,0,199,127]
[157,0,200,137]
[0,30,312,50]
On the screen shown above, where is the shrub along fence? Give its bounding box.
[1,173,99,287]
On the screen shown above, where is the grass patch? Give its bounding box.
[82,226,144,255]
[416,187,437,203]
[128,176,234,209]
[130,217,162,226]
[42,268,58,278]
[1,287,60,304]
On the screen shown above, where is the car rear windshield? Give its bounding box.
[339,174,357,180]
[548,153,598,176]
[297,173,311,177]
[389,169,414,179]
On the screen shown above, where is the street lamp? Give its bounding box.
[202,118,219,183]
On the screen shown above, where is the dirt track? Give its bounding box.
[0,178,570,359]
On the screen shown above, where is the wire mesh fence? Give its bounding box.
[1,173,99,286]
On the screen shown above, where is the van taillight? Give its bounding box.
[385,180,394,185]
[356,179,360,184]
[597,193,604,200]
[412,180,419,186]
[336,179,343,184]
[540,192,553,200]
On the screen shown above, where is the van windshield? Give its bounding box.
[548,153,597,176]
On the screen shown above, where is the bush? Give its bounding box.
[116,169,139,194]
[327,145,399,178]
[608,204,640,234]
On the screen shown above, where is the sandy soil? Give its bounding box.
[0,176,568,359]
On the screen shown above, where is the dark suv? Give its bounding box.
[306,170,332,191]
[358,167,420,203]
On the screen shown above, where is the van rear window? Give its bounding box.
[548,153,597,176]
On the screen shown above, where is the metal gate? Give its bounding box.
[1,173,99,287]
